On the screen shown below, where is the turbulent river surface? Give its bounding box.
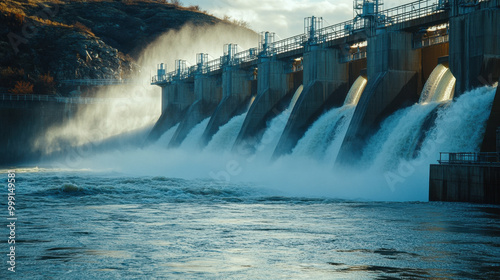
[1,169,499,279]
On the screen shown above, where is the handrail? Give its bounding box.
[152,0,449,84]
[273,33,307,55]
[414,33,449,48]
[61,79,140,85]
[380,0,443,27]
[0,93,113,104]
[341,51,367,63]
[438,152,500,164]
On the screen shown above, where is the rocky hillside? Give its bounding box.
[0,0,251,95]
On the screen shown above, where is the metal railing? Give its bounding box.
[1,94,51,102]
[207,59,221,73]
[152,0,448,85]
[341,51,367,63]
[273,34,307,55]
[234,47,259,64]
[414,33,449,48]
[380,0,443,27]
[61,79,140,86]
[438,152,500,164]
[318,18,366,42]
[0,93,110,104]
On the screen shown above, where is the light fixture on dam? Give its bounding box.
[427,23,448,32]
[350,41,368,49]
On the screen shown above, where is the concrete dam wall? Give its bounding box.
[148,0,499,198]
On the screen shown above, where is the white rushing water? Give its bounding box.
[156,123,179,147]
[292,106,355,160]
[68,84,496,202]
[205,113,248,152]
[180,118,210,150]
[9,170,500,279]
[376,85,496,191]
[292,76,367,161]
[362,64,457,169]
[420,64,456,104]
[419,86,497,155]
[256,85,304,158]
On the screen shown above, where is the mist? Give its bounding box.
[41,84,496,202]
[33,22,259,155]
[32,19,497,203]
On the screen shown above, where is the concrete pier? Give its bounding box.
[430,163,500,204]
[168,75,221,148]
[337,31,421,165]
[481,86,500,152]
[273,47,348,157]
[200,67,255,146]
[150,0,499,183]
[449,0,500,95]
[0,97,78,165]
[233,58,302,152]
[147,81,196,142]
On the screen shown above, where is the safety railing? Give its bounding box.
[1,94,51,102]
[0,94,109,104]
[414,33,449,48]
[152,73,174,84]
[152,0,452,85]
[318,18,366,43]
[234,47,259,64]
[438,152,500,164]
[341,51,367,63]
[380,0,443,27]
[60,79,139,86]
[273,34,307,55]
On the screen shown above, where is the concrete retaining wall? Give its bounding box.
[430,164,500,204]
[481,86,500,152]
[449,6,500,95]
[0,101,76,166]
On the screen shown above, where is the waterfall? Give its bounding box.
[256,85,304,157]
[156,123,179,147]
[362,64,457,169]
[180,118,210,150]
[362,103,443,169]
[344,76,368,105]
[292,106,355,159]
[292,76,367,160]
[205,113,248,152]
[288,85,304,109]
[419,86,497,156]
[419,64,456,103]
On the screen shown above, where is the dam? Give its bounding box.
[150,0,500,202]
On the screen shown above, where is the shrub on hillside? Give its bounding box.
[35,73,56,95]
[73,22,95,36]
[9,81,34,95]
[0,67,25,88]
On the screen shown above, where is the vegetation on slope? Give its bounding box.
[0,0,252,95]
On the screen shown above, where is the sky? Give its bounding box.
[182,0,418,38]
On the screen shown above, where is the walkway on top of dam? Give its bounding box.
[151,0,454,85]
